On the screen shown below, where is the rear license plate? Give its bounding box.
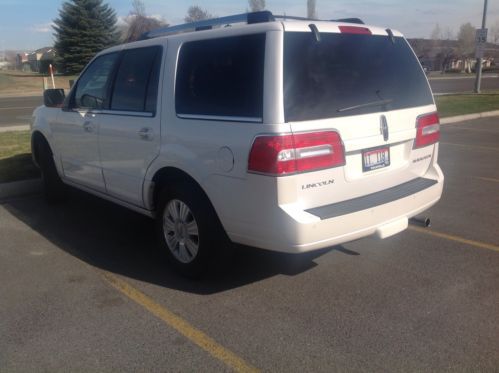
[362,146,390,172]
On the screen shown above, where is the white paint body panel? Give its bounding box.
[31,19,444,254]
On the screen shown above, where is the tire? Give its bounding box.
[155,183,229,278]
[36,140,67,203]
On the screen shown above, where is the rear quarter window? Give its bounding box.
[284,32,433,122]
[175,34,266,121]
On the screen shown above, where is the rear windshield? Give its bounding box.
[284,32,433,122]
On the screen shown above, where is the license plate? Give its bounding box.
[362,146,390,172]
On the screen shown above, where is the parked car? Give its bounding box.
[31,11,443,276]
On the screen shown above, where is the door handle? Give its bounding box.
[83,121,94,133]
[138,127,153,141]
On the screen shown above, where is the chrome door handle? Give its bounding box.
[83,121,94,133]
[138,127,153,140]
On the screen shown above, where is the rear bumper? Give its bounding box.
[227,166,444,253]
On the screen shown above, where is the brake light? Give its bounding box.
[248,131,345,175]
[338,26,372,35]
[414,112,440,148]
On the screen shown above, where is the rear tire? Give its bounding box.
[155,183,229,278]
[36,140,67,203]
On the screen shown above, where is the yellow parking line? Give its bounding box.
[408,226,499,253]
[440,142,499,152]
[102,272,259,373]
[474,176,499,183]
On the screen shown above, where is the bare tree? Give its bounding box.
[444,27,454,40]
[456,22,476,73]
[248,0,265,12]
[123,0,167,42]
[430,23,442,40]
[489,20,499,43]
[307,0,317,19]
[457,22,476,55]
[184,5,212,23]
[131,0,145,16]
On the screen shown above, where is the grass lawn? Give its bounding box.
[0,131,40,183]
[435,93,499,118]
[0,70,77,96]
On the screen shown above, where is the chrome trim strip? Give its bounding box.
[177,113,262,123]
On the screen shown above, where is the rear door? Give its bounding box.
[282,26,437,208]
[98,45,163,207]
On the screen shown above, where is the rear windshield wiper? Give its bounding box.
[337,99,393,113]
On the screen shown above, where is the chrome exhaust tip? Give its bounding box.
[410,217,431,228]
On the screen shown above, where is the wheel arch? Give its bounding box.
[149,167,214,214]
[31,130,51,167]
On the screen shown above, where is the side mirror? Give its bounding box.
[43,89,65,108]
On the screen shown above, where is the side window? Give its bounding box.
[175,34,265,121]
[111,46,162,113]
[75,53,118,109]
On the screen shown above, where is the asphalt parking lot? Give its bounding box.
[0,118,498,372]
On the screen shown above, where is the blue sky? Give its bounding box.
[0,0,496,50]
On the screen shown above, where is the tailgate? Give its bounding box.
[281,28,438,210]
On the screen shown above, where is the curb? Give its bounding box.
[440,110,499,124]
[0,179,42,200]
[0,92,43,98]
[0,125,30,133]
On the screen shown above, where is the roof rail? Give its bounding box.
[272,15,365,24]
[273,15,319,21]
[331,18,365,25]
[142,11,275,39]
[140,11,366,40]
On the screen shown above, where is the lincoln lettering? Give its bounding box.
[302,179,335,190]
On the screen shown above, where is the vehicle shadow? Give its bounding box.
[0,154,40,183]
[3,189,357,294]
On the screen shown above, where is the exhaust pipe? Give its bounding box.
[410,217,431,228]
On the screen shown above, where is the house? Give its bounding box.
[26,47,56,73]
[408,38,499,72]
[15,52,30,71]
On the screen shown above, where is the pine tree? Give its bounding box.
[53,0,120,74]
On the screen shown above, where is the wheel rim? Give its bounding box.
[162,199,200,264]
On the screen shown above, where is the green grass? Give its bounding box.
[0,71,78,95]
[0,131,40,183]
[435,93,499,118]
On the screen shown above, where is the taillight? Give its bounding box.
[248,131,345,176]
[338,26,372,35]
[414,112,440,148]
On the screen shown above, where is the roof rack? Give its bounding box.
[141,11,365,40]
[142,11,275,39]
[331,18,365,25]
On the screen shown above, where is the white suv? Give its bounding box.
[31,12,443,276]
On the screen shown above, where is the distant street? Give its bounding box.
[0,96,42,128]
[429,74,499,94]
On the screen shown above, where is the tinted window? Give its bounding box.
[284,32,433,122]
[176,34,265,120]
[75,53,118,109]
[111,46,162,112]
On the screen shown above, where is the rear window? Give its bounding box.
[175,34,265,121]
[284,32,433,122]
